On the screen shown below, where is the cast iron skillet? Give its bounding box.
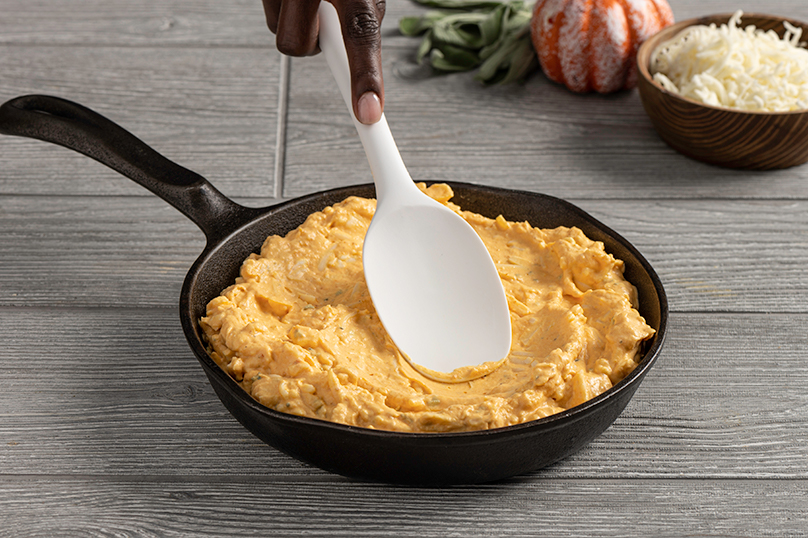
[0,94,668,485]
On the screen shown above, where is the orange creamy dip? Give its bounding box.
[200,184,654,433]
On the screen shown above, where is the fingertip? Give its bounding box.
[355,91,382,124]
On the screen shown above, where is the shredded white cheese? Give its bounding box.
[650,11,808,111]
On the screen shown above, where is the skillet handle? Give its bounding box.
[0,94,260,244]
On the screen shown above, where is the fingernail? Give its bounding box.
[356,92,382,124]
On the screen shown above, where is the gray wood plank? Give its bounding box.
[4,0,801,48]
[0,476,805,538]
[6,2,808,204]
[2,195,807,312]
[0,46,280,198]
[2,0,808,534]
[2,307,806,479]
[0,0,271,46]
[670,0,808,19]
[0,0,424,47]
[0,197,204,307]
[280,0,808,201]
[284,44,808,201]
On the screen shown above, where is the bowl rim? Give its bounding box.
[637,12,808,117]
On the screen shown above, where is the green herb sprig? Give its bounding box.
[398,0,538,84]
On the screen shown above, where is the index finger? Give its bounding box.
[331,0,386,124]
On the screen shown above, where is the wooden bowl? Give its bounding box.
[637,13,808,170]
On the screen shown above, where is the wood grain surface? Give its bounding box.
[1,0,807,536]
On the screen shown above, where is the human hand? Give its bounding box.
[261,0,385,124]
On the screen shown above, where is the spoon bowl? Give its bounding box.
[317,2,511,376]
[363,188,512,378]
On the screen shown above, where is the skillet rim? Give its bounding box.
[179,180,668,440]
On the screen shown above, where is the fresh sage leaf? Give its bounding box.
[478,4,507,46]
[399,0,538,84]
[497,34,539,84]
[399,16,431,36]
[431,44,481,71]
[416,30,434,63]
[399,10,448,35]
[432,13,490,48]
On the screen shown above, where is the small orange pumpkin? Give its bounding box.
[530,0,674,93]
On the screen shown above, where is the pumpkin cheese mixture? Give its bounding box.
[200,184,654,433]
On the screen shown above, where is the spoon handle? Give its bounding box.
[317,2,420,205]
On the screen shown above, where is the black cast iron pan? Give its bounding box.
[0,94,668,485]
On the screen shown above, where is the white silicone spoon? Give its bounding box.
[317,2,511,377]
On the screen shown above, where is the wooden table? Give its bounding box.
[2,1,806,535]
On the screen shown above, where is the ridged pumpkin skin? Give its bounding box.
[530,0,674,93]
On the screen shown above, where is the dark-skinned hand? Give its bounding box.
[261,0,386,124]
